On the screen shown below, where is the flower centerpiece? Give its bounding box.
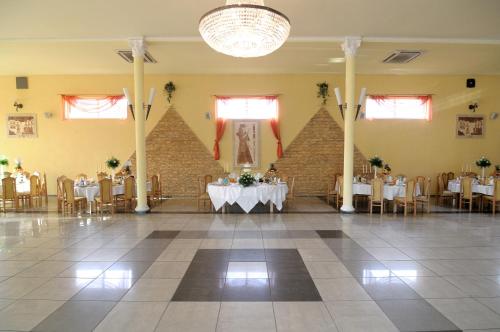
[238,172,256,187]
[317,82,329,105]
[14,158,23,173]
[368,156,383,177]
[106,157,121,180]
[383,163,391,175]
[475,156,491,179]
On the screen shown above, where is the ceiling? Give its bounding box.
[1,0,499,75]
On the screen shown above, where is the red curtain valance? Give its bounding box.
[62,95,124,113]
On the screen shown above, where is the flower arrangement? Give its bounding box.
[164,81,176,103]
[317,82,329,105]
[238,172,256,187]
[383,163,391,174]
[476,156,491,168]
[368,156,383,168]
[106,157,121,170]
[0,158,8,167]
[496,165,500,172]
[14,159,22,172]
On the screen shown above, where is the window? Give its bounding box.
[63,95,127,119]
[365,95,432,120]
[216,96,278,119]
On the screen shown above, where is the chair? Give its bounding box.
[116,176,136,212]
[394,180,416,216]
[416,177,431,213]
[459,177,481,212]
[285,176,296,208]
[56,176,66,212]
[437,174,454,205]
[336,176,344,210]
[447,172,455,184]
[415,176,425,196]
[22,171,30,178]
[63,179,87,214]
[40,173,48,206]
[369,178,385,215]
[28,175,42,207]
[3,172,12,178]
[97,172,108,181]
[198,176,212,211]
[147,174,161,207]
[326,175,338,205]
[482,179,500,215]
[95,178,114,214]
[1,177,20,212]
[156,172,163,200]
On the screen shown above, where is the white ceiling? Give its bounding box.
[0,0,499,75]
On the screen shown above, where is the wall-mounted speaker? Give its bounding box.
[16,77,28,89]
[466,78,475,88]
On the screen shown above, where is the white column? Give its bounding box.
[340,37,361,213]
[130,38,149,213]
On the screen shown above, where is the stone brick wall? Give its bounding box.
[274,108,367,196]
[129,107,223,197]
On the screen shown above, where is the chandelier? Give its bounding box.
[199,0,291,58]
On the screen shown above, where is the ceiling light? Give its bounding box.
[199,0,291,58]
[328,57,345,63]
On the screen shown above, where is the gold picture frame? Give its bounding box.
[233,120,260,168]
[456,115,484,138]
[6,113,38,138]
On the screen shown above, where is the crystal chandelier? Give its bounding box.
[199,0,291,58]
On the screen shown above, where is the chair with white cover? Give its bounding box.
[95,178,114,214]
[459,177,481,212]
[482,179,500,215]
[369,177,385,215]
[394,180,416,216]
[198,175,212,211]
[437,174,454,205]
[63,178,87,214]
[1,177,20,212]
[416,177,431,213]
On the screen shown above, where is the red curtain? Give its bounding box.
[213,118,226,160]
[369,95,432,120]
[62,95,124,113]
[270,118,283,158]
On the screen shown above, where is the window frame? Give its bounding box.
[364,95,432,121]
[62,95,128,120]
[215,96,279,120]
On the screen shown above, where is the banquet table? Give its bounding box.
[207,182,288,213]
[448,180,494,196]
[349,182,421,200]
[74,182,152,213]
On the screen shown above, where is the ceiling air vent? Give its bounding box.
[382,50,422,64]
[116,50,157,64]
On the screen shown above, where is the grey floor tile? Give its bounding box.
[172,278,225,301]
[156,301,220,332]
[119,247,165,261]
[342,260,391,278]
[222,278,271,301]
[273,302,337,332]
[329,247,377,261]
[376,299,461,332]
[101,261,152,279]
[316,230,350,238]
[264,248,302,261]
[217,302,276,332]
[270,277,322,301]
[94,301,167,332]
[230,249,266,261]
[0,299,64,331]
[146,231,180,239]
[71,277,136,301]
[32,300,117,332]
[266,260,311,279]
[142,261,190,279]
[360,276,421,300]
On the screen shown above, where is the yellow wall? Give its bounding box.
[1,74,499,194]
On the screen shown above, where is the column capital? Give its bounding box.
[341,37,362,57]
[129,37,147,58]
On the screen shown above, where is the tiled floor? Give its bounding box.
[0,209,499,331]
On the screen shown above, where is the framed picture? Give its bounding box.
[233,120,259,168]
[6,113,38,138]
[456,115,484,138]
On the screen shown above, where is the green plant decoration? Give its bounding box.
[106,157,121,170]
[0,158,8,166]
[496,165,500,172]
[164,81,176,103]
[476,156,491,168]
[368,156,383,168]
[238,172,256,187]
[316,82,329,105]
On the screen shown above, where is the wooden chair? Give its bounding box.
[95,178,114,214]
[459,177,481,212]
[369,177,385,215]
[336,176,343,210]
[326,175,337,205]
[56,176,66,212]
[156,172,163,200]
[285,176,296,208]
[116,176,136,212]
[28,175,42,207]
[76,173,88,182]
[1,177,20,212]
[198,176,212,211]
[97,172,108,181]
[40,173,48,206]
[415,176,425,196]
[63,179,87,214]
[147,174,161,207]
[447,172,455,184]
[482,179,500,215]
[416,177,431,213]
[394,180,416,216]
[3,172,12,178]
[437,174,454,205]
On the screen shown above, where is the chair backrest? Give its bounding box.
[415,176,425,195]
[99,178,113,204]
[371,178,383,202]
[423,178,431,198]
[204,175,213,186]
[63,178,75,203]
[22,171,30,178]
[30,175,40,195]
[328,175,337,193]
[124,176,135,200]
[447,172,455,182]
[97,172,108,181]
[2,177,16,199]
[156,172,162,194]
[151,175,160,195]
[395,174,406,179]
[41,173,48,194]
[461,177,473,200]
[198,177,206,195]
[405,180,416,201]
[56,176,66,199]
[3,172,12,178]
[337,176,343,197]
[494,179,500,200]
[287,176,295,195]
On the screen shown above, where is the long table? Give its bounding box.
[207,183,288,213]
[352,183,421,200]
[448,180,494,196]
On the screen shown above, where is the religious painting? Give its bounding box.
[233,121,259,168]
[6,114,37,138]
[456,115,484,138]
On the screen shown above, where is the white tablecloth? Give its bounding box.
[74,182,152,202]
[448,180,494,196]
[0,178,30,194]
[207,183,288,213]
[352,183,421,201]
